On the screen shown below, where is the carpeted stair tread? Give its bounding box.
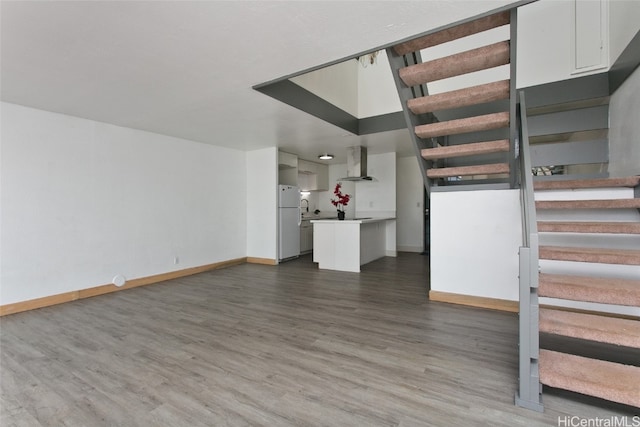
[393,11,510,55]
[415,112,509,139]
[539,308,640,348]
[539,350,640,407]
[399,41,510,87]
[539,246,640,265]
[538,221,640,234]
[539,273,640,306]
[408,80,510,115]
[536,199,640,210]
[421,139,510,160]
[534,176,640,191]
[426,163,509,179]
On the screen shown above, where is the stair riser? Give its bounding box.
[393,11,510,55]
[415,112,509,139]
[539,350,640,408]
[539,309,640,348]
[399,41,510,87]
[421,139,509,160]
[408,80,510,115]
[538,222,640,234]
[427,163,509,179]
[536,200,640,210]
[539,248,640,265]
[539,283,640,307]
[534,176,640,191]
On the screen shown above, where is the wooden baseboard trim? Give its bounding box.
[429,290,519,313]
[0,257,247,317]
[246,257,278,265]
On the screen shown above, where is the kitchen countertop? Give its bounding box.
[310,217,395,224]
[300,214,337,221]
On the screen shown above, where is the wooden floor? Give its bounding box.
[1,253,635,426]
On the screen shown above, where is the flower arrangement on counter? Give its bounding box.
[330,183,350,218]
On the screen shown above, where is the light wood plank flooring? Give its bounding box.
[1,253,636,426]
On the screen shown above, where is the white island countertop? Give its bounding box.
[309,217,394,224]
[311,217,396,272]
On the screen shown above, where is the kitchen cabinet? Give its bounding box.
[298,160,329,191]
[278,151,298,169]
[300,220,313,254]
[279,151,298,186]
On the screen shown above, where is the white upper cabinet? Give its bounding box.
[298,160,329,191]
[278,151,298,169]
[278,151,298,186]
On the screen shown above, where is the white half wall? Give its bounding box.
[430,189,522,301]
[0,102,247,306]
[246,147,278,260]
[396,156,424,253]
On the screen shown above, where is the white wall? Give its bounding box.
[517,0,610,88]
[318,164,356,219]
[0,102,247,306]
[290,60,359,117]
[396,156,424,253]
[607,66,640,178]
[430,189,522,301]
[355,152,396,217]
[609,0,640,65]
[246,147,278,260]
[357,51,402,118]
[317,153,397,220]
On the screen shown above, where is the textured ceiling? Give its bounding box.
[1,1,517,163]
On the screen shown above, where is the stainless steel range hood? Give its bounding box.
[338,146,374,181]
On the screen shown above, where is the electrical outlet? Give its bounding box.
[369,201,373,208]
[174,256,179,265]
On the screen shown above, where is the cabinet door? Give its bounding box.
[279,151,298,169]
[316,163,329,191]
[573,0,608,73]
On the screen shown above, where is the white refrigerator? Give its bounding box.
[278,185,301,261]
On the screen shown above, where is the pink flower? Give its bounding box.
[330,183,350,212]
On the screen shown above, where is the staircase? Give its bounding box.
[386,5,640,412]
[387,9,518,193]
[535,176,640,408]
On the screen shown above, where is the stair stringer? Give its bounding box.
[387,8,520,193]
[386,48,441,195]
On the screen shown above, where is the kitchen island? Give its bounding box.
[310,217,396,272]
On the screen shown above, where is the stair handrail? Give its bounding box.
[515,90,543,411]
[518,91,538,246]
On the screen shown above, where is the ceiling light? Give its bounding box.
[318,154,334,160]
